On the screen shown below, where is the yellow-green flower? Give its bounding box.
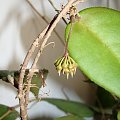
[54,54,77,79]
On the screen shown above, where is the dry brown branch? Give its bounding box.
[25,50,42,106]
[18,27,48,120]
[18,0,83,119]
[25,0,76,108]
[26,0,65,45]
[48,0,68,24]
[39,0,76,50]
[73,0,84,6]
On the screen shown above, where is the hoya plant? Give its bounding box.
[0,0,120,120]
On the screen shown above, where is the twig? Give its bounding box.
[43,41,55,48]
[18,0,82,119]
[73,0,84,6]
[39,0,77,51]
[26,0,65,45]
[18,27,48,120]
[48,0,68,24]
[25,50,42,106]
[25,0,77,108]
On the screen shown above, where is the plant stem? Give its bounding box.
[73,0,84,6]
[48,0,68,24]
[18,0,82,119]
[25,0,77,109]
[18,27,48,120]
[26,0,65,45]
[64,22,73,56]
[25,51,42,105]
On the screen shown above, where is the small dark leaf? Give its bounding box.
[0,69,48,97]
[30,69,48,97]
[54,115,83,120]
[43,98,94,117]
[0,104,19,120]
[0,70,14,84]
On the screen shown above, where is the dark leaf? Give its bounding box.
[0,69,48,97]
[43,98,94,117]
[54,115,83,120]
[0,104,19,120]
[30,69,48,97]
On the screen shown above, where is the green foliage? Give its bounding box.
[66,7,120,97]
[43,98,93,118]
[0,69,48,97]
[117,111,120,120]
[1,6,120,120]
[30,69,48,97]
[0,104,19,120]
[30,74,43,97]
[54,115,83,120]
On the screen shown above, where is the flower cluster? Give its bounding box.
[54,54,77,79]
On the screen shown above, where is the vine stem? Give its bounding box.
[73,0,84,6]
[25,0,77,108]
[26,0,65,45]
[64,22,73,56]
[18,27,48,120]
[18,0,82,119]
[48,0,68,24]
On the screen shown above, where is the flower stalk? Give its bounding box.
[54,5,80,79]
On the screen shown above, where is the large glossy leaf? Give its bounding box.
[0,104,19,120]
[54,115,83,120]
[65,7,120,97]
[43,98,93,117]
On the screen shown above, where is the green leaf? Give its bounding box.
[54,115,83,120]
[43,98,93,117]
[0,70,14,84]
[30,69,48,97]
[0,104,19,120]
[0,69,48,97]
[117,111,120,120]
[65,7,120,97]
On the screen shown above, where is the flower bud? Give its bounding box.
[54,54,77,79]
